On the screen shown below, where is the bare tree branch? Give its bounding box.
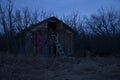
[86,7,120,36]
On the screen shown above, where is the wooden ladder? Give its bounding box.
[50,30,66,58]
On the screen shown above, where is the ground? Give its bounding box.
[0,53,120,80]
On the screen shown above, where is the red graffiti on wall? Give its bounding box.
[31,35,42,47]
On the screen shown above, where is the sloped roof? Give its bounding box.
[17,16,75,37]
[29,16,75,33]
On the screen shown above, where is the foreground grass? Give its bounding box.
[0,53,120,80]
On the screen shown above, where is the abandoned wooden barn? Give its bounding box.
[17,16,75,57]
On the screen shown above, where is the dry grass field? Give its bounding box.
[0,53,120,80]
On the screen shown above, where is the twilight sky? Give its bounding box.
[13,0,120,17]
[0,0,120,32]
[0,0,120,17]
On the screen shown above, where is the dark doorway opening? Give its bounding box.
[48,21,57,31]
[48,21,57,57]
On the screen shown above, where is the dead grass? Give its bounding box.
[0,53,120,80]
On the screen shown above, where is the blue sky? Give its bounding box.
[0,0,120,32]
[0,0,119,17]
[13,0,120,17]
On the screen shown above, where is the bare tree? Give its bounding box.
[0,3,7,34]
[22,8,31,28]
[14,10,22,32]
[86,7,120,36]
[6,0,14,35]
[0,0,16,35]
[31,9,39,24]
[62,11,85,35]
[0,0,17,52]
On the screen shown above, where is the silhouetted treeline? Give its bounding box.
[62,8,120,57]
[0,0,120,57]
